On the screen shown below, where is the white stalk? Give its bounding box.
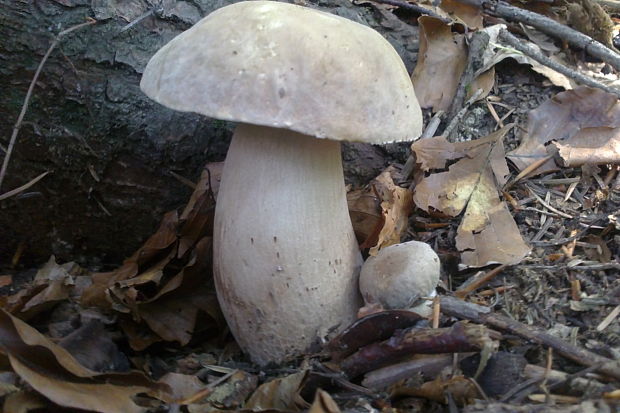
[213,123,363,365]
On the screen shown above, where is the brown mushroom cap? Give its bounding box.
[140,0,422,143]
[360,241,440,309]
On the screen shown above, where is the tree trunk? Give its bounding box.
[0,0,419,267]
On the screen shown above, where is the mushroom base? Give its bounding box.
[213,123,363,365]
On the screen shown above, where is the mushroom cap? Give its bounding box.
[359,241,440,309]
[140,1,422,143]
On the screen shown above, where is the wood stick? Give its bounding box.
[440,296,620,380]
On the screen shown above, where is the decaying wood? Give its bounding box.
[440,296,620,380]
[341,321,499,378]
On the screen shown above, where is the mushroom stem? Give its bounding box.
[214,123,363,365]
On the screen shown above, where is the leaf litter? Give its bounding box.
[2,2,620,412]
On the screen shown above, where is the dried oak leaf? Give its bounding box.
[413,127,530,267]
[308,389,341,413]
[4,256,83,320]
[369,166,414,256]
[412,17,468,112]
[245,370,309,411]
[0,308,168,413]
[346,187,382,248]
[508,87,620,172]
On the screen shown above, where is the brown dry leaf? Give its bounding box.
[3,391,48,413]
[81,168,220,347]
[4,256,83,319]
[347,187,383,247]
[308,389,341,413]
[508,87,620,173]
[413,127,530,267]
[0,308,168,413]
[369,166,414,256]
[411,17,467,112]
[549,131,620,167]
[245,370,309,411]
[439,0,483,29]
[0,275,12,288]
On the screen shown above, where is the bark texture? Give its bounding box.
[0,0,419,267]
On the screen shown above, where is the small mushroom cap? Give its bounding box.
[359,241,440,309]
[140,1,422,143]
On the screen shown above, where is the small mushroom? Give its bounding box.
[359,241,440,317]
[140,1,423,365]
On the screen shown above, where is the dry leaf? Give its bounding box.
[4,256,82,319]
[413,127,530,267]
[308,389,341,413]
[3,391,48,413]
[81,169,220,347]
[347,188,383,247]
[0,309,168,413]
[245,370,309,411]
[411,17,467,112]
[369,167,414,256]
[508,87,620,173]
[549,132,620,167]
[439,0,483,29]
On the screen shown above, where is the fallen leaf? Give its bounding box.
[0,308,168,413]
[549,132,620,167]
[369,167,414,255]
[508,87,620,172]
[347,187,383,247]
[245,371,309,411]
[439,0,483,29]
[411,17,467,112]
[413,127,530,267]
[3,391,48,413]
[5,256,82,319]
[308,389,341,413]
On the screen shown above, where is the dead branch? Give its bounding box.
[341,321,499,378]
[440,296,620,380]
[482,0,620,71]
[498,29,620,98]
[370,0,451,23]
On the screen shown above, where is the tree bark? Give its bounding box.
[0,0,420,267]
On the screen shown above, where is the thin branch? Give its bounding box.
[371,0,451,23]
[498,29,620,98]
[485,1,620,71]
[0,19,96,194]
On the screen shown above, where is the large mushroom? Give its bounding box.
[141,1,423,365]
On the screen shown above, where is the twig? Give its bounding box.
[498,29,620,98]
[444,30,491,141]
[0,172,50,201]
[455,264,508,299]
[401,110,444,181]
[484,1,620,71]
[370,0,451,23]
[518,262,620,271]
[443,88,484,138]
[0,19,96,194]
[440,295,620,380]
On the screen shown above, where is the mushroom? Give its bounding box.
[140,1,423,365]
[359,241,440,317]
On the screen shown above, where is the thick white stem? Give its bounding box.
[213,123,363,365]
